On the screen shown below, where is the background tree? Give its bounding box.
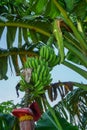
[0,0,87,129]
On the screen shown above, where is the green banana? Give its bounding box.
[53,56,60,66]
[19,42,55,98]
[31,58,36,69]
[20,79,27,91]
[36,65,41,76]
[48,53,54,63]
[47,73,51,80]
[40,46,45,58]
[50,54,57,66]
[39,65,46,81]
[26,58,32,68]
[34,80,41,88]
[36,83,44,91]
[33,58,39,69]
[44,46,49,61]
[31,72,35,83]
[49,54,59,67]
[47,78,52,85]
[43,67,50,78]
[34,72,38,83]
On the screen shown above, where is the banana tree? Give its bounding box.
[0,100,79,130]
[0,0,87,130]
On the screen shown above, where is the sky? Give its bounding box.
[0,28,87,105]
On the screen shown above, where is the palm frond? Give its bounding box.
[47,81,87,102]
[55,88,87,130]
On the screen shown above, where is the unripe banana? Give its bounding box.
[39,65,46,81]
[49,54,57,67]
[48,53,54,63]
[40,46,45,58]
[36,82,44,91]
[34,72,38,83]
[34,80,41,88]
[44,47,49,61]
[53,56,60,66]
[31,59,36,69]
[26,58,33,68]
[47,73,51,80]
[36,65,41,77]
[34,57,39,68]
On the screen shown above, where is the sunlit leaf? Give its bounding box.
[31,0,47,14]
[45,0,60,18]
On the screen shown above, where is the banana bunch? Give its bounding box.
[40,45,59,67]
[20,57,52,95]
[19,44,59,97]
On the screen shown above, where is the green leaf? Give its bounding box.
[29,29,38,43]
[66,52,82,65]
[0,113,20,130]
[10,48,20,75]
[64,40,87,67]
[31,0,47,14]
[45,0,60,18]
[46,101,63,130]
[64,0,75,11]
[0,56,8,80]
[53,0,87,51]
[0,27,4,39]
[73,0,87,19]
[18,28,22,47]
[55,111,78,130]
[22,28,29,43]
[6,27,17,49]
[35,112,58,130]
[35,110,78,130]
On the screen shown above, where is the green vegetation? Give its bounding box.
[0,0,87,129]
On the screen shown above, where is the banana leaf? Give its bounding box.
[35,110,78,130]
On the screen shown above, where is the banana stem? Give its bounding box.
[52,0,87,51]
